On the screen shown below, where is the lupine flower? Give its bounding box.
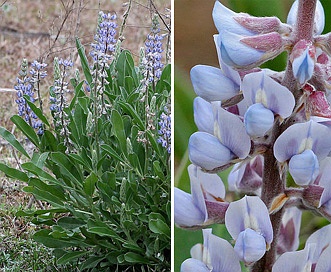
[30,60,47,80]
[225,196,273,264]
[14,59,43,135]
[157,107,171,154]
[193,97,214,134]
[273,224,331,272]
[181,229,241,272]
[274,120,331,185]
[174,164,228,228]
[242,71,295,137]
[190,65,239,102]
[189,104,251,171]
[228,155,263,194]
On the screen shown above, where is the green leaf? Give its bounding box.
[79,256,105,270]
[124,252,150,264]
[11,115,40,148]
[149,213,170,238]
[57,217,86,230]
[118,102,144,129]
[76,38,92,85]
[0,162,29,182]
[83,172,98,196]
[100,144,124,162]
[23,95,50,126]
[33,229,79,248]
[16,208,67,217]
[57,251,87,265]
[111,109,127,155]
[0,126,30,158]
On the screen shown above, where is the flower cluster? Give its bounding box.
[50,57,73,149]
[143,14,164,84]
[176,0,331,271]
[90,11,117,65]
[157,106,171,154]
[14,59,43,135]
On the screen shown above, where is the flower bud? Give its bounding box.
[289,149,319,186]
[244,103,274,137]
[290,40,316,85]
[287,0,325,35]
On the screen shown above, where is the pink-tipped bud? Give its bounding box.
[303,83,331,118]
[234,16,291,35]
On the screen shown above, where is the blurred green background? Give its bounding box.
[174,0,331,271]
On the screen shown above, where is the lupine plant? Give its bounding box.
[0,9,170,272]
[175,0,331,271]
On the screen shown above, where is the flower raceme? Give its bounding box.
[176,0,331,271]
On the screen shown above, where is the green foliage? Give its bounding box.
[0,42,170,271]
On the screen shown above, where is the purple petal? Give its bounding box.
[203,229,241,272]
[306,224,331,263]
[225,195,273,245]
[191,65,239,101]
[242,71,295,118]
[289,149,319,186]
[315,245,331,272]
[189,164,226,201]
[174,188,205,227]
[213,34,241,86]
[272,247,311,272]
[292,47,315,85]
[219,30,264,68]
[193,97,214,134]
[189,132,235,171]
[212,1,253,36]
[274,120,331,162]
[234,228,266,263]
[277,207,302,254]
[181,258,209,272]
[244,103,274,137]
[317,158,331,207]
[214,106,251,159]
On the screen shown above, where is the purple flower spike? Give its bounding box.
[244,103,274,137]
[287,0,325,35]
[234,228,267,264]
[225,195,273,251]
[274,120,331,163]
[193,97,214,134]
[242,71,295,119]
[189,132,234,171]
[190,65,239,101]
[175,165,228,228]
[288,149,319,186]
[181,229,241,272]
[290,40,316,85]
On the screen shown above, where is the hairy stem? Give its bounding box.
[252,0,317,271]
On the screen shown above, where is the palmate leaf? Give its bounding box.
[0,126,30,158]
